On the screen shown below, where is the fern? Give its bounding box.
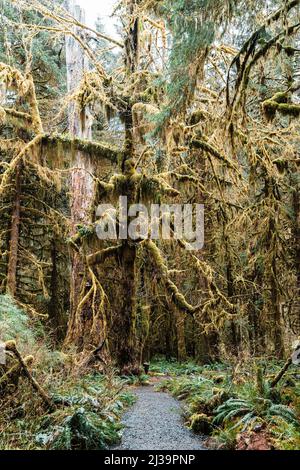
[213,396,299,431]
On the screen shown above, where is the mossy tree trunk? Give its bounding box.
[165,309,173,361]
[65,1,92,344]
[6,162,21,296]
[248,274,266,356]
[115,243,139,373]
[48,239,67,342]
[292,174,300,333]
[64,2,109,363]
[268,216,285,358]
[110,0,141,373]
[271,258,285,358]
[175,308,187,363]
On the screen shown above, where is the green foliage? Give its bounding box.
[150,356,205,376]
[0,297,135,450]
[153,0,234,128]
[0,294,36,346]
[0,294,66,370]
[0,0,66,99]
[0,370,135,450]
[37,407,122,450]
[271,418,300,450]
[213,397,299,430]
[121,373,149,385]
[212,423,238,450]
[157,359,300,450]
[35,374,135,450]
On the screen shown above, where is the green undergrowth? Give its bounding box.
[35,374,135,450]
[152,357,300,450]
[149,357,207,376]
[0,295,135,450]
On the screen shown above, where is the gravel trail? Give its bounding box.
[114,385,205,450]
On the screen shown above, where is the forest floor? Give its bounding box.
[1,295,300,450]
[133,358,300,451]
[113,383,205,450]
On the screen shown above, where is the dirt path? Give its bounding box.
[114,385,205,450]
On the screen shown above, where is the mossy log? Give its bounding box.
[189,413,213,434]
[0,355,33,392]
[4,341,56,411]
[270,357,293,388]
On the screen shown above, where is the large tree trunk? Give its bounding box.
[115,243,139,374]
[65,0,92,343]
[64,2,109,363]
[292,174,300,334]
[110,0,141,373]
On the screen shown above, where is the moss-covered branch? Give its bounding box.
[1,107,33,128]
[0,62,43,133]
[262,92,300,121]
[191,139,238,171]
[143,239,199,316]
[42,134,121,163]
[0,134,43,195]
[87,245,122,266]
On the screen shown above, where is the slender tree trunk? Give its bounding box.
[6,162,21,296]
[268,216,284,358]
[271,260,285,358]
[248,260,266,355]
[110,0,141,373]
[165,309,173,361]
[225,248,240,355]
[175,308,187,362]
[48,240,66,341]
